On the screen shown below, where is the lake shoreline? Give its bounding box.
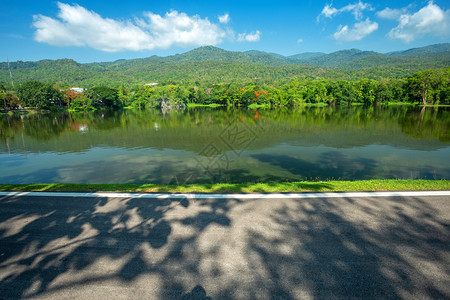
[0,179,448,194]
[3,102,450,115]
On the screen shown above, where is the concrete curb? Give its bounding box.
[1,190,449,199]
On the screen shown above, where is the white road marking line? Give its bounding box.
[0,191,449,199]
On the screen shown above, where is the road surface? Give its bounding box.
[0,191,449,299]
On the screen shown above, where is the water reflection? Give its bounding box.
[0,106,449,183]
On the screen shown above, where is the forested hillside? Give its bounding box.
[0,44,448,88]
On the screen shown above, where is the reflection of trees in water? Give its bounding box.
[398,107,450,142]
[0,116,23,142]
[22,113,70,141]
[85,110,125,131]
[1,106,448,153]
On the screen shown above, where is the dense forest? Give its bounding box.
[1,44,449,110]
[1,67,449,111]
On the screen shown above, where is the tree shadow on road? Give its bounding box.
[244,195,449,299]
[0,191,448,299]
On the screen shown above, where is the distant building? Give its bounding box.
[144,83,158,86]
[70,87,85,93]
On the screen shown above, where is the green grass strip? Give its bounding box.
[187,103,223,108]
[0,180,448,194]
[248,103,270,109]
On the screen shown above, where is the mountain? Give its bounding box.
[289,52,326,60]
[160,44,450,69]
[162,46,288,65]
[301,49,384,67]
[388,43,450,56]
[243,50,288,65]
[1,44,449,87]
[297,45,450,70]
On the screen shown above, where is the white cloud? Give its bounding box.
[297,38,303,43]
[340,1,372,20]
[318,1,373,21]
[33,2,226,52]
[320,4,339,19]
[333,18,378,41]
[386,1,450,42]
[237,30,261,42]
[218,13,230,24]
[376,7,403,20]
[318,1,376,42]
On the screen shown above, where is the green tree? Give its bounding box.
[0,84,6,109]
[406,70,435,105]
[117,85,130,106]
[88,86,121,108]
[355,79,377,105]
[16,81,62,110]
[130,85,156,108]
[430,68,450,105]
[326,80,355,105]
[3,92,21,110]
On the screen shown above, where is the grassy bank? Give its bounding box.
[187,103,223,108]
[421,104,450,107]
[386,102,416,106]
[248,103,270,109]
[295,103,329,107]
[0,109,37,115]
[0,179,448,194]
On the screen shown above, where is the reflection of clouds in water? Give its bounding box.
[106,152,195,164]
[1,146,449,184]
[56,154,202,184]
[0,154,27,168]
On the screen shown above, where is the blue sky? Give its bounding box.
[1,0,449,62]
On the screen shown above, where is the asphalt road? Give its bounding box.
[0,192,449,299]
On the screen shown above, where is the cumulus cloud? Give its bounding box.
[318,1,373,21]
[318,1,377,41]
[237,31,261,42]
[33,2,226,52]
[340,1,373,20]
[218,13,230,24]
[384,1,450,42]
[333,18,378,41]
[297,38,303,43]
[376,7,403,20]
[320,4,339,19]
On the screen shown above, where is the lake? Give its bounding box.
[0,106,449,184]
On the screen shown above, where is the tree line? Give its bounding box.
[1,68,448,111]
